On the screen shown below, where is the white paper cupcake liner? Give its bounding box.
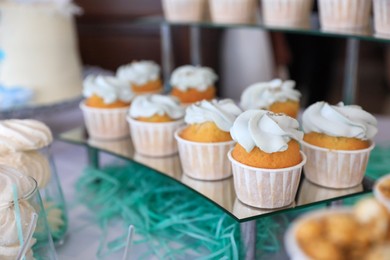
[374,0,390,36]
[162,0,206,22]
[301,141,374,189]
[233,199,296,219]
[80,101,130,140]
[228,150,306,209]
[261,0,313,28]
[373,174,390,212]
[318,0,372,30]
[210,0,256,24]
[175,127,235,180]
[128,117,184,157]
[284,207,351,260]
[134,153,182,179]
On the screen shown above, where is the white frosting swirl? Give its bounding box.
[0,119,53,153]
[185,99,243,132]
[231,110,303,153]
[170,65,218,91]
[129,94,185,120]
[116,60,160,86]
[240,79,301,110]
[83,75,134,104]
[302,102,378,140]
[0,151,51,189]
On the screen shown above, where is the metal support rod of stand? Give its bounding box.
[190,25,202,66]
[161,23,174,93]
[343,39,360,105]
[240,220,257,260]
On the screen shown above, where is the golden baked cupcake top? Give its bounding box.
[302,101,377,150]
[83,75,134,108]
[230,109,303,168]
[129,94,185,122]
[180,99,242,142]
[170,65,218,103]
[116,60,162,93]
[240,79,301,118]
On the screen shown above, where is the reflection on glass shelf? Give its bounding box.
[59,127,374,222]
[134,15,390,43]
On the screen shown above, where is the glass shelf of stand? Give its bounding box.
[131,15,390,44]
[59,127,374,223]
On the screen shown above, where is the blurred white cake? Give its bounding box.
[0,0,83,105]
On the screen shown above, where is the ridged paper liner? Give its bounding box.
[233,199,295,219]
[374,174,390,212]
[80,101,129,140]
[209,0,256,24]
[284,207,351,260]
[261,0,313,28]
[374,0,390,36]
[162,0,206,22]
[301,141,374,189]
[175,127,235,180]
[318,0,372,30]
[128,117,184,157]
[228,150,306,209]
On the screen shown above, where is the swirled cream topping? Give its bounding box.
[129,94,185,120]
[116,60,160,85]
[185,99,243,132]
[170,65,218,91]
[240,79,301,110]
[0,119,53,153]
[83,75,134,104]
[302,102,378,140]
[230,109,303,153]
[0,151,51,189]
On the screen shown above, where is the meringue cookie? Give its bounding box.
[0,119,52,153]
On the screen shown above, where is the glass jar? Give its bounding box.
[0,165,57,259]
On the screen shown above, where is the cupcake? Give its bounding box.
[285,198,390,260]
[175,99,242,180]
[162,0,207,22]
[116,60,163,95]
[170,65,218,105]
[80,75,134,140]
[374,0,390,36]
[301,102,377,188]
[228,109,306,208]
[318,0,372,31]
[209,0,256,24]
[127,94,185,157]
[240,79,301,118]
[261,0,313,28]
[374,174,390,212]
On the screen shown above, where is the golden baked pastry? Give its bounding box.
[180,121,232,143]
[85,94,130,108]
[132,79,162,94]
[268,100,300,119]
[171,86,216,104]
[231,140,302,169]
[304,132,370,150]
[136,113,174,123]
[378,179,390,199]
